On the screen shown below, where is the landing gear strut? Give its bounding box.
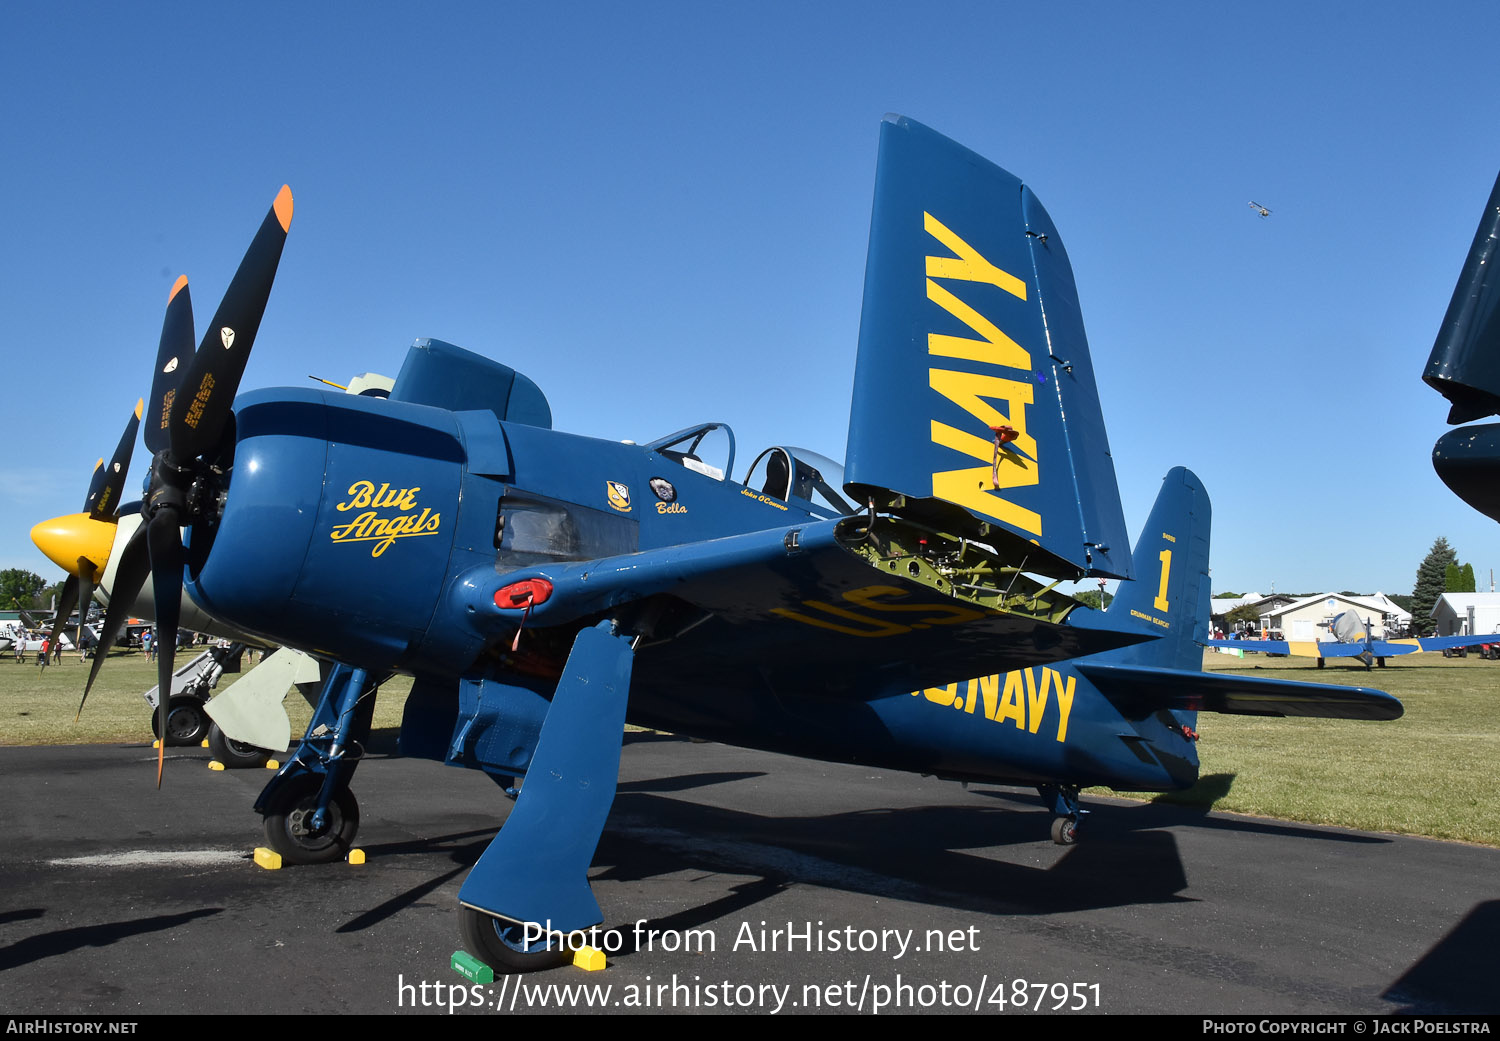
[1038,784,1086,845]
[255,664,378,863]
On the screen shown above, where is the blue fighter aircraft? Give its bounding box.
[36,116,1401,973]
[1426,169,1500,521]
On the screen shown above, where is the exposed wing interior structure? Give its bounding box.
[844,116,1133,581]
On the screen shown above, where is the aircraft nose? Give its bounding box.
[30,512,118,577]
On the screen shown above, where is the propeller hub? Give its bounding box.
[30,513,117,579]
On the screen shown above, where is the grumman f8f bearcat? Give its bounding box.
[34,116,1400,972]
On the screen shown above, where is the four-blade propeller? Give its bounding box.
[61,186,293,786]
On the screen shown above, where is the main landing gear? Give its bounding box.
[150,695,209,747]
[207,722,272,769]
[1038,784,1087,845]
[458,907,575,972]
[255,664,377,865]
[262,773,360,864]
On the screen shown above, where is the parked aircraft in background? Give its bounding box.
[1208,609,1496,667]
[1425,170,1500,521]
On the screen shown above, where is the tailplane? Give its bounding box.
[844,116,1132,580]
[1076,469,1402,721]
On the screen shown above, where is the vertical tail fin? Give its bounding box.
[843,115,1132,579]
[1104,467,1211,673]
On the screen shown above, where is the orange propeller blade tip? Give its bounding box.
[157,743,166,787]
[169,274,189,302]
[134,398,144,420]
[274,185,294,232]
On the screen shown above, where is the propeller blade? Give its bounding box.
[169,186,293,459]
[87,400,143,521]
[80,523,150,719]
[146,277,194,455]
[77,566,96,650]
[81,459,105,514]
[47,575,79,654]
[145,511,185,787]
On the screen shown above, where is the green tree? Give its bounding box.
[1412,537,1457,634]
[1225,603,1262,629]
[1446,563,1463,592]
[1461,563,1477,593]
[40,580,67,611]
[1074,589,1113,611]
[0,569,45,609]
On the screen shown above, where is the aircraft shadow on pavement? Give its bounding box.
[330,775,1193,944]
[1383,900,1500,1014]
[0,908,222,972]
[591,790,1193,927]
[967,778,1390,846]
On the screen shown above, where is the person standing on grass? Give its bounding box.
[37,637,48,669]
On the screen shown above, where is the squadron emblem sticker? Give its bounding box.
[606,481,633,512]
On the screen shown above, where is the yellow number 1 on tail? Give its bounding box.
[1154,549,1172,613]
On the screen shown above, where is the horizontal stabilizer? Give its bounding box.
[1077,662,1403,721]
[844,116,1131,580]
[1425,170,1500,424]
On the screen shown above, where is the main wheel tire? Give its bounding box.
[150,696,209,746]
[262,775,359,865]
[1050,816,1078,845]
[207,722,271,769]
[459,906,574,973]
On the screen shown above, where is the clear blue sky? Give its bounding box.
[5,1,1499,599]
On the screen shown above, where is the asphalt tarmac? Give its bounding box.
[3,734,1496,1016]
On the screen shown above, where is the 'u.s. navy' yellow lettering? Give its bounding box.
[914,665,1076,743]
[924,212,1041,536]
[772,584,986,637]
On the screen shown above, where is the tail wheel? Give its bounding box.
[262,774,359,864]
[459,906,575,973]
[1050,816,1078,845]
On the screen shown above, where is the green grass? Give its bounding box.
[3,647,1496,846]
[1109,651,1500,846]
[0,648,410,746]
